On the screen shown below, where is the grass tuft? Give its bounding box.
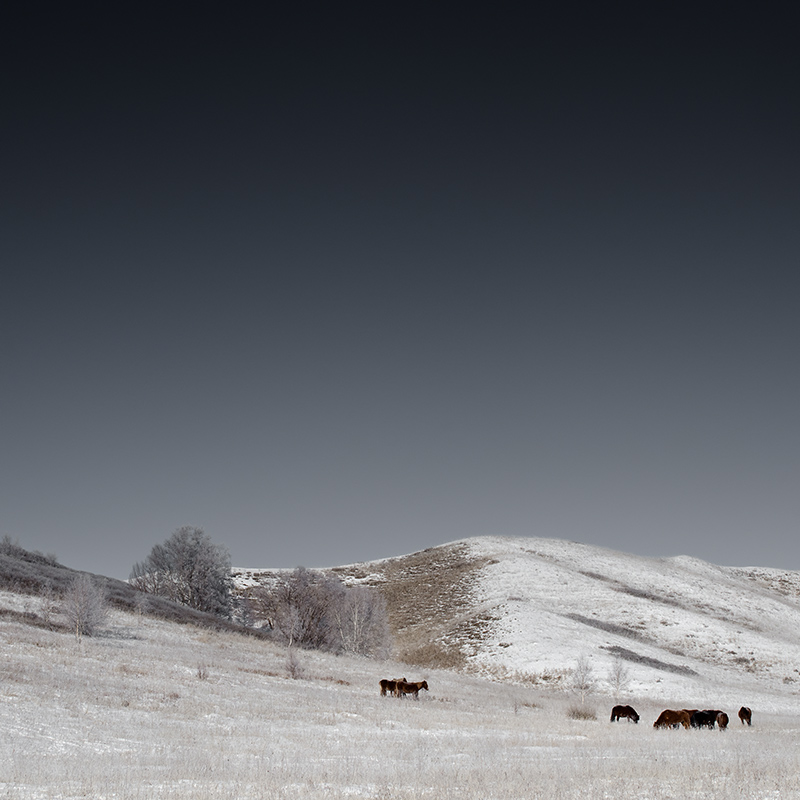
[567,704,597,720]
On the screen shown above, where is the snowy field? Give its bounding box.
[2,588,800,799]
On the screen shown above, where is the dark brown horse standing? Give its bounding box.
[690,710,717,729]
[610,704,639,723]
[379,677,407,697]
[716,712,729,730]
[739,706,752,725]
[396,680,429,699]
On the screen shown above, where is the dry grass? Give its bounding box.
[375,543,492,668]
[3,593,800,799]
[567,703,598,720]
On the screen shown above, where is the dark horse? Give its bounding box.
[610,704,639,723]
[379,677,406,697]
[690,710,718,729]
[739,706,752,726]
[716,712,729,730]
[396,680,429,699]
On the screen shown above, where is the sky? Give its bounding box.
[2,6,799,579]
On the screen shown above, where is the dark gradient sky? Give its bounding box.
[3,6,799,578]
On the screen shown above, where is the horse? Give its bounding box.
[396,680,429,699]
[610,704,639,723]
[654,709,691,729]
[690,710,717,729]
[379,677,406,697]
[739,706,752,726]
[716,712,729,730]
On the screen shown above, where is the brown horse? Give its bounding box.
[610,704,639,723]
[739,706,752,725]
[379,677,406,697]
[654,709,691,729]
[396,680,429,699]
[716,712,729,730]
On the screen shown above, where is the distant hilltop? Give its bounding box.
[233,535,800,711]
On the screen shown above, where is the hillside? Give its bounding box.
[4,536,800,797]
[3,571,800,798]
[234,536,800,712]
[0,538,262,637]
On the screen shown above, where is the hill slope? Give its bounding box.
[234,536,800,712]
[6,581,800,799]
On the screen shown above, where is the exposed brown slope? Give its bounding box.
[360,543,492,669]
[237,543,494,669]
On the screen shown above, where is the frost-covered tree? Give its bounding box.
[607,656,631,697]
[571,655,596,705]
[268,567,343,649]
[130,526,232,617]
[62,574,108,640]
[251,567,390,656]
[330,584,390,657]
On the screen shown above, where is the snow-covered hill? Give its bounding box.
[234,536,800,712]
[4,538,800,798]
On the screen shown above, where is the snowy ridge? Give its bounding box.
[457,537,800,710]
[235,535,800,712]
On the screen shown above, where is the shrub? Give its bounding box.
[286,646,304,679]
[567,704,597,721]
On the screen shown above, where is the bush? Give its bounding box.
[567,704,597,721]
[286,646,304,679]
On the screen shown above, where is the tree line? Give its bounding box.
[130,526,391,657]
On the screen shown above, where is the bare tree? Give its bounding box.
[39,580,59,628]
[62,574,108,641]
[270,567,343,649]
[250,568,391,657]
[571,655,596,705]
[130,526,232,617]
[330,584,391,657]
[607,657,631,698]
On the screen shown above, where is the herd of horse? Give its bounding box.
[377,681,754,729]
[379,677,430,699]
[611,704,752,729]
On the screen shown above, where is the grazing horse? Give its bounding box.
[716,712,729,730]
[396,680,429,699]
[379,677,406,697]
[610,704,639,723]
[690,710,717,729]
[739,706,752,726]
[654,709,691,729]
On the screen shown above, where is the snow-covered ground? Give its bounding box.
[461,536,800,713]
[3,592,800,799]
[4,536,800,798]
